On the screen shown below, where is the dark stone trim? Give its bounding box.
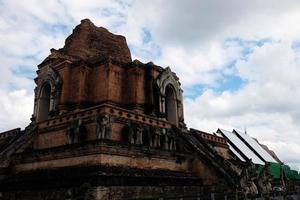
[0,165,202,191]
[14,139,190,165]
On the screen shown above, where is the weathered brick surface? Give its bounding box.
[35,130,67,149]
[42,19,132,64]
[189,159,218,185]
[35,59,163,115]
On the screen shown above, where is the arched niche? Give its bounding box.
[155,67,183,126]
[34,67,62,122]
[165,84,178,125]
[37,83,51,121]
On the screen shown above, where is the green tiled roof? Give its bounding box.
[269,162,281,179]
[282,165,294,180]
[256,162,300,181]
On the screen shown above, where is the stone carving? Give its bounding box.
[67,120,87,144]
[152,127,162,148]
[161,129,169,150]
[142,125,152,147]
[65,189,72,200]
[240,161,259,196]
[167,129,177,151]
[123,123,178,151]
[44,67,62,89]
[155,67,181,99]
[124,122,135,144]
[157,128,178,150]
[67,123,76,144]
[96,114,111,139]
[124,122,143,145]
[134,125,143,145]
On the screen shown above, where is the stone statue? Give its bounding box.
[67,119,87,144]
[124,122,144,145]
[142,125,152,147]
[65,189,72,200]
[135,125,143,145]
[161,129,169,150]
[75,119,87,143]
[126,122,135,144]
[248,181,258,195]
[96,114,111,139]
[153,127,162,148]
[167,129,176,150]
[66,123,76,144]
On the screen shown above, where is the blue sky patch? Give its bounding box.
[224,37,273,61]
[129,43,162,62]
[115,0,134,7]
[183,84,205,99]
[224,37,272,48]
[291,40,300,52]
[12,66,35,80]
[34,19,71,37]
[128,28,161,61]
[142,28,152,44]
[215,74,246,93]
[211,57,246,93]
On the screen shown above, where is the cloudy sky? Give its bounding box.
[1,0,300,170]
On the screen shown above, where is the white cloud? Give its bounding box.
[184,39,300,169]
[0,89,33,130]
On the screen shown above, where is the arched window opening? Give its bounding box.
[37,84,51,121]
[165,84,178,125]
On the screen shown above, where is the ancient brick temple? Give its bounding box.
[0,19,245,200]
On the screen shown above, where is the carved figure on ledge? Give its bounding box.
[124,122,135,144]
[161,129,168,150]
[96,114,111,139]
[153,127,162,148]
[66,119,87,144]
[135,125,143,145]
[167,129,177,151]
[142,125,152,147]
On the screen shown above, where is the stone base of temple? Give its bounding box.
[2,187,300,200]
[0,165,206,200]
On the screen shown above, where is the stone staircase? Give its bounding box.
[0,123,37,163]
[172,125,241,188]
